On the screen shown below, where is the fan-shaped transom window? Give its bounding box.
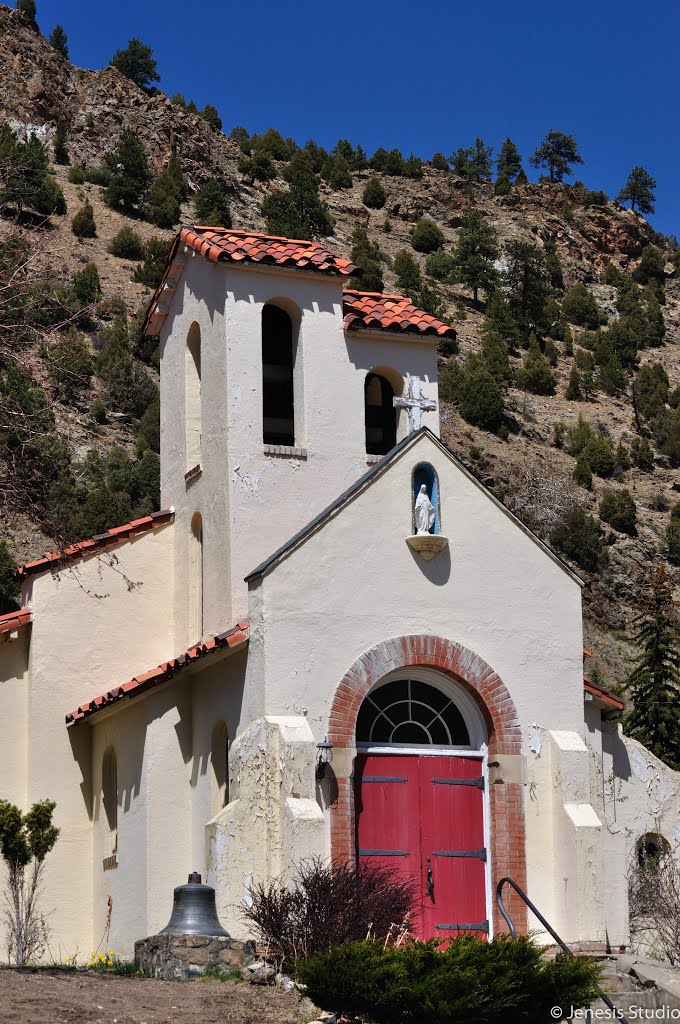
[356,679,471,746]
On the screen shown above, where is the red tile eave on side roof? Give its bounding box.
[65,622,250,726]
[0,608,31,635]
[17,510,174,580]
[584,678,624,711]
[342,289,455,339]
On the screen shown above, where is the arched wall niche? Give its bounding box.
[185,322,202,470]
[412,462,440,535]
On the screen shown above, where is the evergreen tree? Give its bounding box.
[238,152,276,183]
[103,130,152,213]
[442,354,505,432]
[450,210,499,306]
[348,224,383,294]
[530,131,583,182]
[550,508,603,571]
[194,177,232,228]
[229,125,251,152]
[565,364,582,400]
[53,122,68,165]
[148,155,187,228]
[110,39,160,91]
[48,24,68,58]
[495,137,523,184]
[450,137,492,182]
[393,250,421,292]
[562,282,602,329]
[481,330,512,382]
[0,540,20,614]
[483,292,521,350]
[261,163,333,240]
[431,152,448,171]
[403,153,423,179]
[362,177,386,209]
[201,104,222,132]
[599,488,637,535]
[616,167,656,215]
[504,240,551,340]
[632,246,666,287]
[624,565,680,769]
[517,335,556,395]
[71,200,96,238]
[0,125,66,216]
[410,218,444,254]
[321,155,352,190]
[17,0,37,24]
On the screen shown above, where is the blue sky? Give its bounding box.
[31,0,680,236]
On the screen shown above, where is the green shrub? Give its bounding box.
[0,540,20,614]
[194,177,232,227]
[411,217,444,254]
[71,262,100,304]
[565,365,582,400]
[362,176,386,209]
[393,249,421,292]
[296,935,602,1024]
[90,397,107,424]
[599,489,637,535]
[201,104,222,132]
[494,175,512,195]
[516,338,556,395]
[53,122,68,165]
[83,165,112,187]
[632,246,666,287]
[634,363,669,422]
[71,201,96,238]
[631,436,655,470]
[431,152,448,171]
[133,237,170,289]
[238,152,276,183]
[561,282,602,329]
[108,226,145,260]
[348,224,384,293]
[67,165,85,184]
[551,508,605,572]
[96,318,158,417]
[442,355,505,432]
[103,130,152,213]
[425,248,456,281]
[321,155,352,189]
[46,330,93,398]
[573,453,593,489]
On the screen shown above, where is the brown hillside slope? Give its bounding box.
[1,3,679,687]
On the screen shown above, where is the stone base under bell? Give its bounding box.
[135,932,257,981]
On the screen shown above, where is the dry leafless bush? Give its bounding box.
[508,462,588,536]
[629,838,680,965]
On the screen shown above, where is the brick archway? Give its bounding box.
[328,635,527,934]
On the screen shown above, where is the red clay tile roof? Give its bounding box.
[143,227,358,336]
[343,290,455,339]
[0,608,31,635]
[584,677,624,712]
[66,622,249,726]
[18,511,174,580]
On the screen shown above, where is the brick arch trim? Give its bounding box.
[328,634,527,934]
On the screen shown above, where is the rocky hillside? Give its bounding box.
[1,3,679,687]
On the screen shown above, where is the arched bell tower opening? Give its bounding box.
[262,302,301,447]
[364,371,397,456]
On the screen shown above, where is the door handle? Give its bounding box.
[426,855,434,900]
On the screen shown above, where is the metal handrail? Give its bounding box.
[496,876,630,1024]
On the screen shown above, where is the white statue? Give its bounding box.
[415,484,436,535]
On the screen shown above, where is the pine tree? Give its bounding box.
[450,210,499,306]
[616,167,656,215]
[565,364,582,400]
[362,177,386,209]
[53,122,68,165]
[348,224,383,293]
[201,104,222,132]
[71,200,96,238]
[148,154,187,228]
[103,130,152,213]
[495,137,523,184]
[261,163,333,240]
[194,177,232,228]
[530,131,583,182]
[110,39,160,91]
[517,336,556,395]
[48,24,68,58]
[0,126,66,215]
[17,0,37,24]
[504,240,551,340]
[393,250,421,292]
[450,138,492,182]
[624,565,680,769]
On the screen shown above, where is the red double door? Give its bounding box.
[355,753,488,940]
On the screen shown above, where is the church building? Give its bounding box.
[1,226,679,959]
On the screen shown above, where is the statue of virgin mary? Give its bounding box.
[415,484,436,535]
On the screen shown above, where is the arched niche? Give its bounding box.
[412,462,440,535]
[185,322,202,471]
[262,298,302,447]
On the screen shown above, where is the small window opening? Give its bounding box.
[637,833,669,869]
[365,373,396,455]
[356,679,470,746]
[262,304,294,446]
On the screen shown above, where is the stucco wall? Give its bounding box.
[247,431,587,936]
[0,627,30,809]
[12,526,174,956]
[159,258,439,641]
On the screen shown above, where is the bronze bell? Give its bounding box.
[160,872,229,937]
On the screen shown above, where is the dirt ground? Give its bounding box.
[0,969,314,1024]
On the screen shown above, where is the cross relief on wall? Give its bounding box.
[393,374,437,434]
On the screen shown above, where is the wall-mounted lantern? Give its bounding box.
[315,738,333,781]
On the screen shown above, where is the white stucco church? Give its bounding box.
[1,225,679,959]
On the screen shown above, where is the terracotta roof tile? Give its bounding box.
[584,676,624,712]
[17,510,174,580]
[65,622,250,726]
[342,290,455,339]
[0,608,31,635]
